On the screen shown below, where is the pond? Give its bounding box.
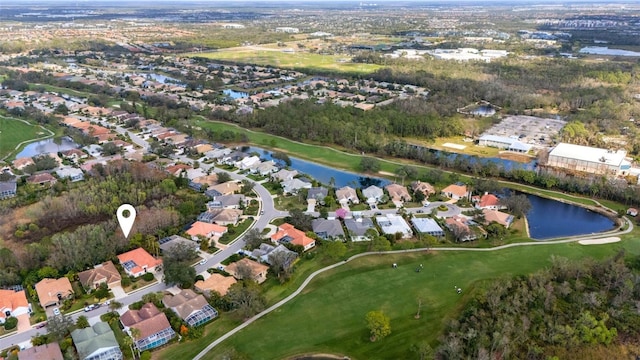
[16,137,80,158]
[247,147,390,188]
[223,89,249,99]
[524,193,616,240]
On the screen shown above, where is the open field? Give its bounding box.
[0,116,49,160]
[184,240,639,360]
[185,47,381,74]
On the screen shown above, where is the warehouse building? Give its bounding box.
[547,143,629,176]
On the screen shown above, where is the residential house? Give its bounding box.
[186,221,228,240]
[362,185,384,205]
[163,289,218,327]
[411,181,435,197]
[344,218,375,241]
[411,218,445,237]
[0,181,17,199]
[60,149,88,163]
[117,248,162,278]
[0,290,30,324]
[120,303,175,352]
[307,187,328,204]
[627,208,638,217]
[197,208,243,226]
[272,169,298,182]
[441,183,471,201]
[445,215,477,242]
[254,160,278,175]
[482,209,514,228]
[251,243,298,266]
[195,274,237,297]
[77,261,122,291]
[158,235,199,254]
[55,167,84,182]
[206,181,242,197]
[312,219,345,240]
[475,193,502,210]
[165,164,191,177]
[70,322,123,360]
[385,183,412,204]
[335,186,359,205]
[18,343,63,360]
[375,214,413,238]
[12,157,34,171]
[225,258,270,284]
[282,178,312,195]
[270,223,316,251]
[27,173,57,187]
[207,194,245,209]
[191,174,218,189]
[34,278,73,308]
[221,151,246,165]
[235,155,261,170]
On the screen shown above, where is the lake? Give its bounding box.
[525,193,616,240]
[16,137,80,158]
[223,89,249,99]
[247,147,390,188]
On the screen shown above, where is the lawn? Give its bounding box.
[200,240,638,360]
[186,49,381,75]
[0,116,50,160]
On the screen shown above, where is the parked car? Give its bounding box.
[416,210,424,213]
[35,321,47,329]
[199,259,207,265]
[52,307,60,316]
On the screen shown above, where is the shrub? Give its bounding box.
[142,272,155,282]
[4,317,17,330]
[140,352,152,360]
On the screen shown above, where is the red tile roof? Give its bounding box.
[117,248,162,276]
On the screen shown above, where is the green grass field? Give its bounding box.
[157,240,639,360]
[186,49,381,75]
[0,116,48,160]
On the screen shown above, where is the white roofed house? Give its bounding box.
[547,143,629,177]
[336,186,359,206]
[362,185,384,205]
[375,214,413,239]
[282,178,312,195]
[411,218,445,237]
[235,155,261,170]
[253,160,278,175]
[55,167,84,182]
[272,169,298,182]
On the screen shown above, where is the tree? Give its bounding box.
[322,240,347,261]
[101,142,120,156]
[365,310,391,341]
[216,172,232,183]
[268,249,298,282]
[360,157,381,173]
[46,314,75,341]
[75,315,89,329]
[244,229,265,250]
[285,209,313,232]
[164,243,198,288]
[108,301,123,313]
[241,180,255,195]
[499,194,532,218]
[225,280,266,319]
[411,341,434,360]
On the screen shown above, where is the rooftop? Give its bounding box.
[549,143,627,167]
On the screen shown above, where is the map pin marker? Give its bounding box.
[117,204,136,239]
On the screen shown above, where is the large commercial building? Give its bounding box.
[547,143,629,176]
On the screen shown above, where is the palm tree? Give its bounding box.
[129,327,141,358]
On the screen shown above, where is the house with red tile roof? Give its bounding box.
[385,183,412,204]
[17,343,63,360]
[475,193,503,210]
[165,164,192,177]
[0,290,30,324]
[186,221,227,240]
[117,248,162,278]
[411,181,435,196]
[77,261,122,291]
[12,157,34,170]
[270,223,316,251]
[445,215,477,242]
[195,274,237,297]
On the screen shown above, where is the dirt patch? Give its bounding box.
[497,151,536,163]
[285,354,349,360]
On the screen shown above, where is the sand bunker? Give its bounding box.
[578,237,621,245]
[443,142,466,150]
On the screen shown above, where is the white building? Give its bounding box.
[375,214,413,239]
[478,135,532,153]
[547,143,629,176]
[411,218,445,237]
[275,27,299,33]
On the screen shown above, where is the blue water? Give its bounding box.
[525,194,616,240]
[16,137,80,158]
[223,89,249,99]
[247,147,390,188]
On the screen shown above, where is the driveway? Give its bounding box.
[111,286,127,300]
[16,314,30,333]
